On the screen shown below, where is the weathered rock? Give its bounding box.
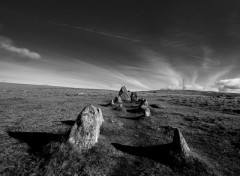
[114,96,122,103]
[68,104,104,151]
[119,103,123,108]
[118,86,131,101]
[172,128,191,157]
[131,92,138,102]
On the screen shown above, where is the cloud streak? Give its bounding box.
[0,36,41,60]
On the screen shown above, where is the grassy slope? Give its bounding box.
[0,82,240,175]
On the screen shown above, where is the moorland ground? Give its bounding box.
[0,82,240,176]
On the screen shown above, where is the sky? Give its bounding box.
[1,0,240,92]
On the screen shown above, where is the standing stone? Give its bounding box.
[131,92,138,102]
[172,128,191,158]
[118,86,131,101]
[144,107,151,117]
[111,99,114,105]
[114,96,122,103]
[68,104,104,151]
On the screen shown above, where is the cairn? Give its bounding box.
[68,104,104,152]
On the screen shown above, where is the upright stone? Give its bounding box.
[118,86,131,101]
[172,128,191,158]
[114,96,122,103]
[68,104,104,151]
[111,99,114,105]
[143,107,151,117]
[131,92,138,102]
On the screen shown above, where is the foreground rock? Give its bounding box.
[68,104,104,152]
[118,86,131,101]
[172,128,191,158]
[131,92,138,102]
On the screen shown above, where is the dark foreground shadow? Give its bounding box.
[112,143,176,165]
[60,120,75,126]
[117,115,145,121]
[127,108,143,114]
[99,103,111,107]
[7,131,69,155]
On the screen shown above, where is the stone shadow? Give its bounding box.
[112,143,175,165]
[60,120,75,126]
[7,131,69,155]
[117,115,145,121]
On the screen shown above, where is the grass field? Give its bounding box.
[0,82,240,176]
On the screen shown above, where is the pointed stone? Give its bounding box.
[114,96,122,103]
[68,104,104,152]
[172,128,191,157]
[131,92,138,102]
[118,86,131,101]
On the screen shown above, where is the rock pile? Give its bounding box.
[118,86,131,101]
[68,104,104,152]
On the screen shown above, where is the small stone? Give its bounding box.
[114,96,122,103]
[141,99,149,106]
[144,107,151,117]
[118,86,131,101]
[68,104,104,152]
[140,104,151,117]
[111,100,114,105]
[131,92,138,102]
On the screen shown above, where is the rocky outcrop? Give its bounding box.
[118,86,130,101]
[131,92,138,102]
[68,104,104,152]
[172,128,191,158]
